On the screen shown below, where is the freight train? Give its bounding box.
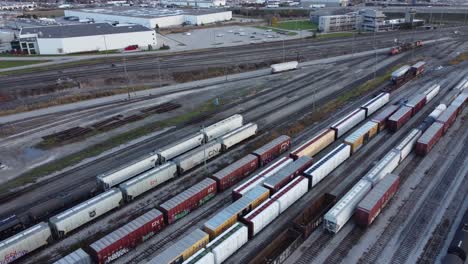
[389,40,423,55]
[324,79,467,234]
[390,61,426,87]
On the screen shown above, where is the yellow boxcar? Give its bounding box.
[203,186,269,239]
[290,129,335,159]
[344,121,379,153]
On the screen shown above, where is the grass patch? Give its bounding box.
[317,32,354,39]
[0,60,47,69]
[275,20,318,31]
[449,51,468,65]
[1,99,221,193]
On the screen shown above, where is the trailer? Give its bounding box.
[289,129,335,160]
[252,135,291,166]
[270,61,298,73]
[330,108,366,139]
[210,154,259,191]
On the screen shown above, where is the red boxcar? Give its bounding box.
[355,174,400,227]
[410,61,425,77]
[210,154,259,191]
[253,135,291,166]
[387,106,413,132]
[371,104,400,132]
[89,209,164,264]
[404,94,426,116]
[263,156,313,193]
[436,105,459,134]
[158,178,217,224]
[415,122,444,156]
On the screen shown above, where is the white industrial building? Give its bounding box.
[19,23,156,55]
[318,13,358,32]
[161,0,226,8]
[64,7,232,28]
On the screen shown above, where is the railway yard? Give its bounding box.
[0,23,467,264]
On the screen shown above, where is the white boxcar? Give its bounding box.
[391,65,411,81]
[232,157,293,199]
[324,179,372,233]
[0,222,51,264]
[157,133,205,164]
[394,129,422,162]
[271,61,298,73]
[360,92,390,117]
[363,150,401,186]
[423,84,440,102]
[243,198,280,238]
[49,189,123,238]
[173,142,222,174]
[201,114,243,142]
[272,176,308,213]
[219,123,257,150]
[304,144,351,188]
[206,223,248,264]
[97,152,159,190]
[454,78,468,91]
[54,248,92,264]
[330,108,366,139]
[182,249,215,264]
[119,162,178,201]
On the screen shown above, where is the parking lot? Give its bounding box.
[160,25,313,51]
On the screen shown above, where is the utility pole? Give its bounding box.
[157,58,162,88]
[282,37,285,62]
[123,57,131,99]
[202,124,207,173]
[373,28,377,80]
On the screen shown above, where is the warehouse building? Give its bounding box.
[318,13,358,32]
[64,7,232,28]
[304,0,349,7]
[161,0,226,8]
[19,23,156,55]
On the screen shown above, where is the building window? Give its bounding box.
[21,43,27,49]
[28,43,34,48]
[30,49,36,54]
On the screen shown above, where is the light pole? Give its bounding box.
[282,37,285,62]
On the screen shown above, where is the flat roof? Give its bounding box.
[20,22,153,38]
[69,7,229,19]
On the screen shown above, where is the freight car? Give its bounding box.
[289,129,335,160]
[415,122,444,156]
[360,92,390,117]
[292,193,336,238]
[436,105,459,134]
[363,150,400,186]
[423,84,440,103]
[173,142,222,174]
[157,133,205,164]
[210,154,259,191]
[324,179,372,233]
[201,114,243,142]
[446,208,468,263]
[417,104,446,132]
[252,135,291,166]
[0,215,23,240]
[148,229,209,264]
[388,106,412,132]
[344,121,379,153]
[270,61,298,74]
[394,128,421,161]
[355,173,400,226]
[390,65,411,86]
[0,222,52,264]
[330,108,366,139]
[404,94,427,116]
[410,61,425,77]
[371,104,400,132]
[54,248,92,264]
[202,223,248,264]
[89,209,164,264]
[232,157,292,200]
[263,156,313,193]
[218,123,257,151]
[389,40,423,55]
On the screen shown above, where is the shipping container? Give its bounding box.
[173,142,222,174]
[232,157,293,200]
[423,84,440,102]
[292,193,336,238]
[394,128,422,161]
[436,105,459,133]
[324,179,372,233]
[158,178,217,224]
[271,61,298,73]
[148,229,209,264]
[263,156,313,193]
[157,133,205,164]
[415,122,444,156]
[54,248,92,264]
[404,94,427,116]
[330,108,366,139]
[289,129,335,160]
[344,121,379,153]
[391,65,411,85]
[210,154,259,191]
[355,174,400,227]
[371,104,400,131]
[97,153,159,190]
[89,209,164,264]
[201,114,243,142]
[205,223,248,264]
[387,106,412,132]
[203,186,269,239]
[0,222,51,264]
[119,162,177,201]
[219,123,257,150]
[303,144,351,189]
[252,135,291,166]
[363,150,400,186]
[182,249,214,264]
[271,176,308,213]
[360,93,390,117]
[410,61,425,76]
[242,198,280,238]
[417,104,446,132]
[49,189,123,238]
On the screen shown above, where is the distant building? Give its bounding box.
[318,13,358,32]
[0,2,36,10]
[304,0,349,7]
[358,9,386,31]
[64,7,232,28]
[161,0,226,8]
[19,23,156,55]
